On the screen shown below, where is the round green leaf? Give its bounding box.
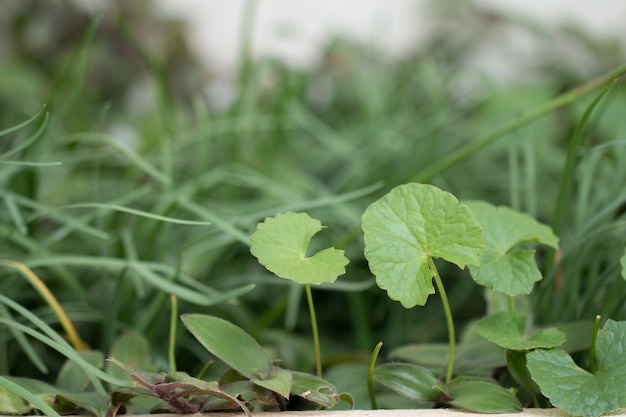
[250,212,349,285]
[465,201,558,296]
[476,312,565,350]
[527,319,626,417]
[361,183,485,308]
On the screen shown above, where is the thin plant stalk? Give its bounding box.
[367,341,383,410]
[305,284,322,378]
[413,62,626,183]
[169,295,178,372]
[428,257,455,384]
[589,315,602,373]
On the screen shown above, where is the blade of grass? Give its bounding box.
[552,80,617,238]
[0,376,62,417]
[0,260,89,351]
[59,133,171,186]
[412,62,626,182]
[0,294,130,388]
[0,304,47,374]
[0,110,50,160]
[29,202,212,226]
[0,105,47,138]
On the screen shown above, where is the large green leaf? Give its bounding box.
[476,312,565,350]
[527,319,626,417]
[465,201,558,296]
[250,212,349,285]
[372,363,440,403]
[447,379,522,413]
[361,183,485,307]
[182,314,292,398]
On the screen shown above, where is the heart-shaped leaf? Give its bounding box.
[465,201,558,296]
[182,314,292,398]
[447,379,522,413]
[372,363,441,403]
[361,183,485,308]
[476,312,565,350]
[250,212,349,285]
[527,319,626,417]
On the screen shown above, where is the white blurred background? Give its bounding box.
[154,0,626,73]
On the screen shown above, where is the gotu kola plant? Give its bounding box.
[249,212,350,378]
[361,183,520,412]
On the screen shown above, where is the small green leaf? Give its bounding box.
[476,312,565,350]
[291,371,341,408]
[362,183,485,308]
[466,201,558,296]
[527,319,626,417]
[182,314,292,398]
[447,379,522,413]
[250,367,292,399]
[250,212,349,285]
[373,363,440,403]
[182,314,273,378]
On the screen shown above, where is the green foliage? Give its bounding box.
[527,320,626,417]
[182,314,291,398]
[476,312,565,350]
[446,379,522,413]
[180,314,346,411]
[1,0,626,415]
[465,201,559,296]
[250,212,349,285]
[361,183,485,308]
[620,245,626,279]
[372,363,441,403]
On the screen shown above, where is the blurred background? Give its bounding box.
[1,0,626,410]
